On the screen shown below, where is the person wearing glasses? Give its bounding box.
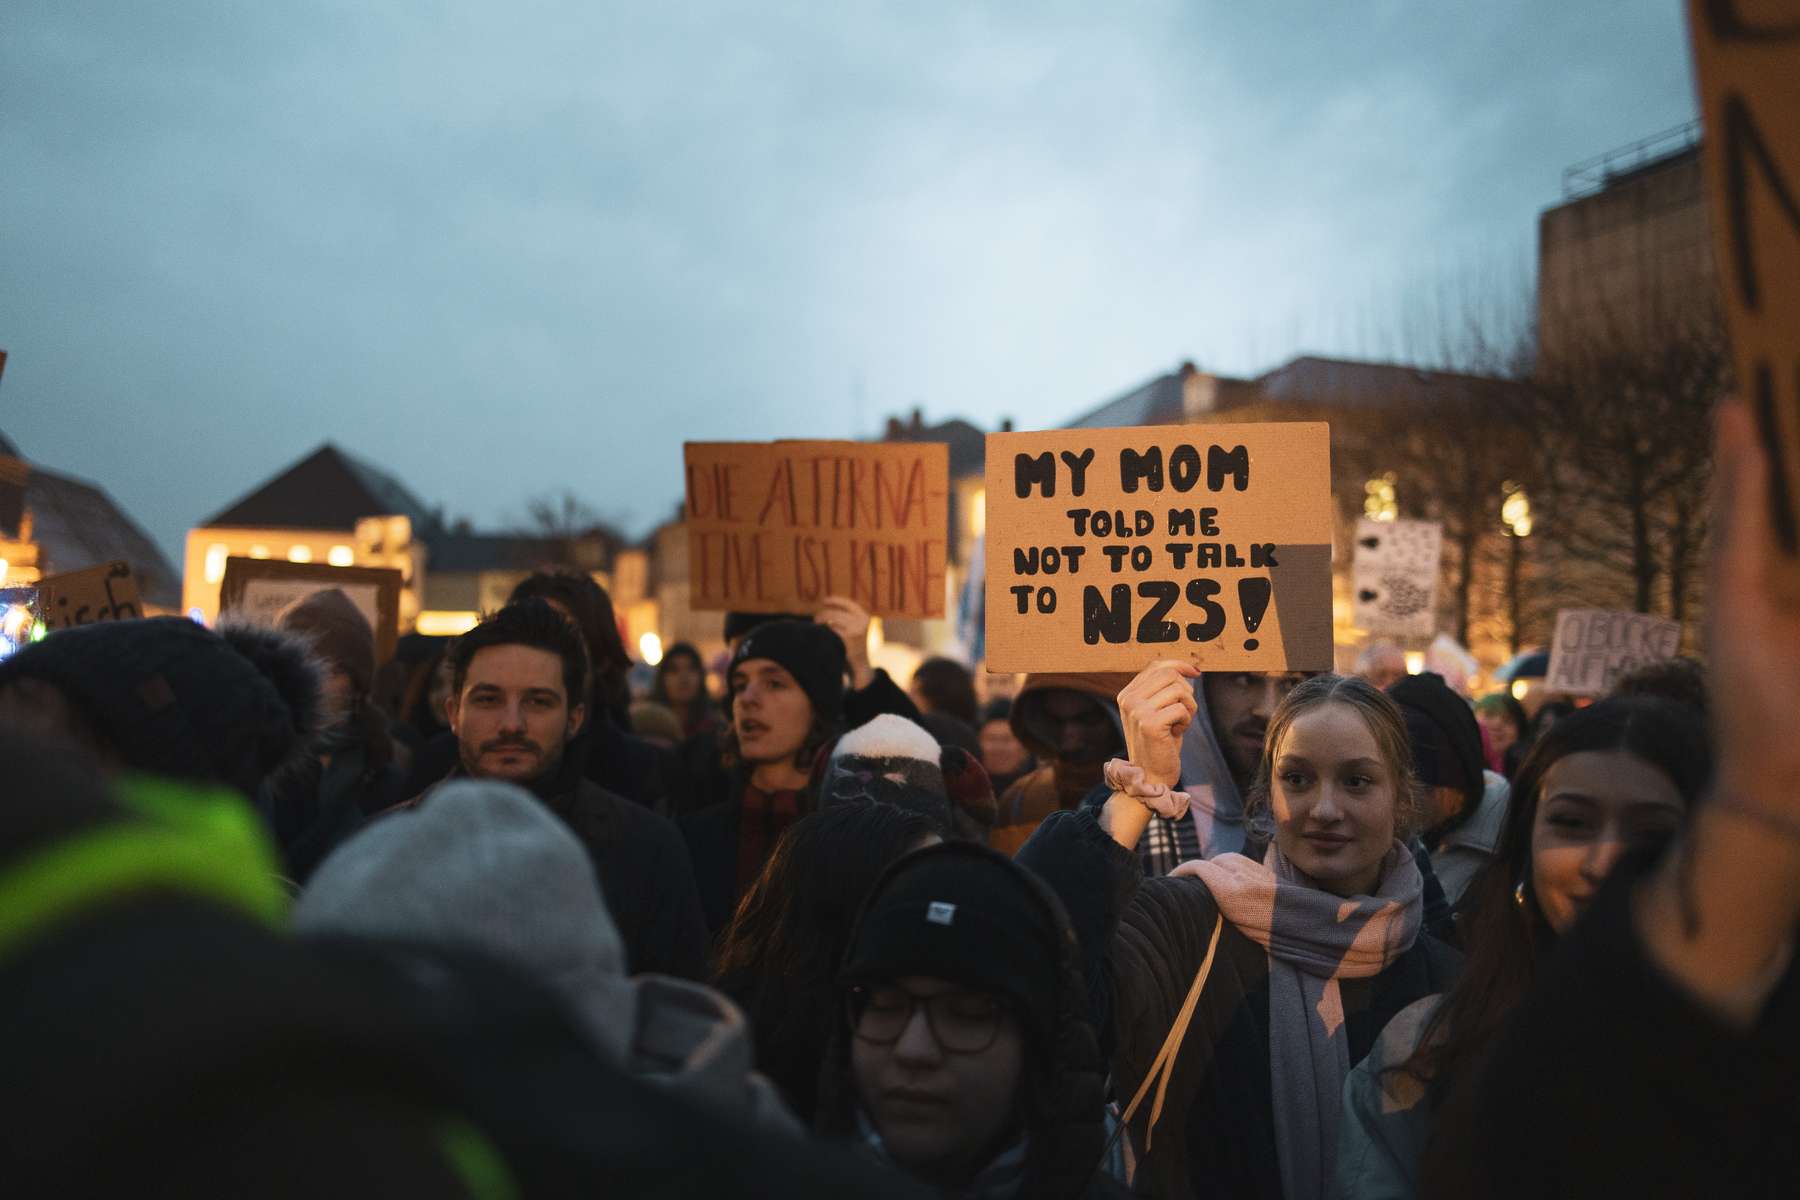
[815,841,1131,1199]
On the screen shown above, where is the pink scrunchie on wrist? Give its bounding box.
[1103,758,1191,820]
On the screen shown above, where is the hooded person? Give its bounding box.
[255,589,411,881]
[1388,672,1509,911]
[0,615,323,809]
[815,842,1127,1199]
[990,673,1132,857]
[295,780,799,1136]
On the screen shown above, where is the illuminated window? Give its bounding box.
[416,610,480,636]
[970,488,987,538]
[327,545,355,567]
[287,545,313,563]
[249,545,271,559]
[1363,473,1398,522]
[203,543,229,584]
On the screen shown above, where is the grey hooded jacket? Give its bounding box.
[293,779,798,1134]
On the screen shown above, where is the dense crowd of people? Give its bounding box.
[0,405,1794,1197]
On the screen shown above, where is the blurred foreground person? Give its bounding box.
[1416,405,1800,1199]
[817,842,1127,1198]
[298,780,796,1134]
[0,615,322,808]
[714,802,942,1123]
[1336,697,1708,1199]
[425,599,706,978]
[1019,666,1459,1200]
[0,735,926,1198]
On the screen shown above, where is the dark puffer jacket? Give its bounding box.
[814,843,1129,1200]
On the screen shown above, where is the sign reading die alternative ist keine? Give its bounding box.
[984,423,1335,674]
[684,440,950,619]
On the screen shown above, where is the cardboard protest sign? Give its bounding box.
[983,422,1334,673]
[1351,517,1443,639]
[37,561,143,631]
[1688,2,1800,595]
[1544,608,1681,696]
[218,558,402,662]
[683,440,950,619]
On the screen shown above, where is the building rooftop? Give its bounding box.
[202,443,441,534]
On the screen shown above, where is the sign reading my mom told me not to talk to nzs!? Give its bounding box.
[683,440,950,619]
[983,422,1336,674]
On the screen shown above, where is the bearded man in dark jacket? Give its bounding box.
[411,599,708,979]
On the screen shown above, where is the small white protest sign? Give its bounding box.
[1544,608,1681,696]
[1352,517,1442,639]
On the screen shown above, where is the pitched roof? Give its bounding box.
[22,465,180,608]
[202,444,439,533]
[1061,355,1509,430]
[882,417,988,477]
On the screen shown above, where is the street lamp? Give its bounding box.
[1501,482,1532,654]
[1364,473,1399,522]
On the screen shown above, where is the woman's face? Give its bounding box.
[1269,703,1400,898]
[663,655,703,704]
[731,658,815,765]
[1478,708,1519,754]
[1529,750,1685,933]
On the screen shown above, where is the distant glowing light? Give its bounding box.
[188,607,206,625]
[2,604,32,641]
[287,545,313,563]
[249,544,271,559]
[416,610,480,637]
[639,632,664,666]
[1403,651,1425,675]
[327,545,355,567]
[1510,679,1529,701]
[1363,473,1399,523]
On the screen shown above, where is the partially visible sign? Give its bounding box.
[38,561,142,630]
[218,558,403,662]
[1688,2,1800,594]
[1351,517,1443,639]
[983,422,1335,674]
[683,440,950,619]
[1545,608,1682,696]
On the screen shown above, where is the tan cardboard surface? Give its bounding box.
[219,558,403,662]
[1689,2,1800,593]
[983,422,1334,673]
[683,440,950,618]
[38,560,143,630]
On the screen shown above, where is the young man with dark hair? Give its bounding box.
[426,599,708,979]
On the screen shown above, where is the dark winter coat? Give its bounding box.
[679,668,924,933]
[1018,809,1461,1200]
[257,708,409,883]
[813,845,1132,1200]
[411,754,709,981]
[1418,852,1800,1199]
[0,767,927,1199]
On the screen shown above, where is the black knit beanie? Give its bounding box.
[840,842,1062,1042]
[1388,671,1484,814]
[0,617,323,800]
[728,619,847,721]
[724,610,811,644]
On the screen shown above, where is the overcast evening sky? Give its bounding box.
[2,2,1699,563]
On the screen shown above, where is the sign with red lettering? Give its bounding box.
[983,422,1334,673]
[683,440,950,618]
[1544,608,1681,696]
[1689,2,1800,597]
